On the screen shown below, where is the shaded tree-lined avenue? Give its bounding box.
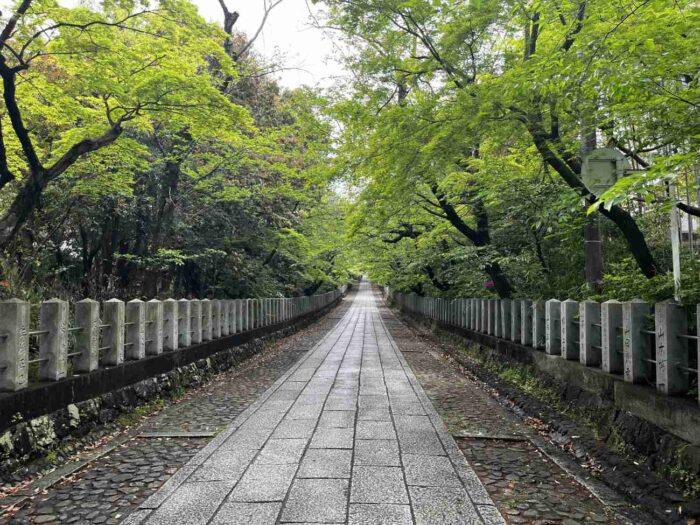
[0,0,699,523]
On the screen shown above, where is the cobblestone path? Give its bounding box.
[3,297,354,525]
[125,281,503,524]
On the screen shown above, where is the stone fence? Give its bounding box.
[386,290,699,404]
[0,287,347,393]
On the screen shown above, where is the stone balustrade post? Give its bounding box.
[163,299,178,351]
[533,301,545,349]
[201,299,212,341]
[511,300,522,343]
[561,299,579,360]
[0,299,30,391]
[494,300,502,337]
[500,300,511,339]
[221,300,230,336]
[521,300,533,346]
[244,299,251,330]
[178,299,191,347]
[146,299,163,356]
[190,299,202,344]
[125,299,145,360]
[601,300,622,373]
[74,299,100,373]
[230,300,238,334]
[623,300,651,384]
[103,299,125,366]
[38,299,69,381]
[481,299,488,332]
[470,299,477,330]
[579,301,601,366]
[655,301,689,395]
[212,300,221,339]
[545,299,561,355]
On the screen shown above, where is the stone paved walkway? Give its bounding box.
[125,281,503,524]
[3,297,354,524]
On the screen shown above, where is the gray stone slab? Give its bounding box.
[191,449,258,481]
[324,397,357,411]
[211,502,281,525]
[318,410,356,428]
[272,418,318,439]
[310,427,354,449]
[280,478,349,523]
[394,415,445,455]
[288,403,324,420]
[402,454,462,487]
[354,439,401,467]
[297,448,352,478]
[350,466,409,504]
[409,486,482,525]
[256,438,308,464]
[357,407,392,421]
[476,504,507,525]
[348,504,413,525]
[358,395,389,408]
[146,481,234,524]
[229,463,297,502]
[356,420,396,440]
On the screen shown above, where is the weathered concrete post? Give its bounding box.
[74,299,100,372]
[655,301,689,395]
[212,300,221,339]
[493,300,502,337]
[601,300,622,373]
[37,299,69,381]
[190,299,202,344]
[146,299,163,356]
[533,301,545,349]
[125,299,146,360]
[481,299,488,332]
[201,299,212,341]
[545,299,561,355]
[0,299,30,391]
[177,299,191,347]
[221,300,230,336]
[103,299,125,366]
[622,300,651,384]
[232,300,239,333]
[469,299,476,330]
[511,300,522,343]
[520,300,533,346]
[579,300,601,366]
[560,299,579,360]
[245,299,252,330]
[500,300,511,339]
[162,299,178,351]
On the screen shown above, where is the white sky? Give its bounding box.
[1,0,349,89]
[189,0,347,89]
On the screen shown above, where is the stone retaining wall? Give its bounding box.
[0,294,344,478]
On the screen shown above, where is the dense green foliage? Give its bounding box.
[1,0,698,304]
[0,0,353,300]
[324,0,700,302]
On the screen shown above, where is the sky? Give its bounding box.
[189,0,347,89]
[13,0,349,89]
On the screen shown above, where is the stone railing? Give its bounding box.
[0,287,347,392]
[387,290,699,404]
